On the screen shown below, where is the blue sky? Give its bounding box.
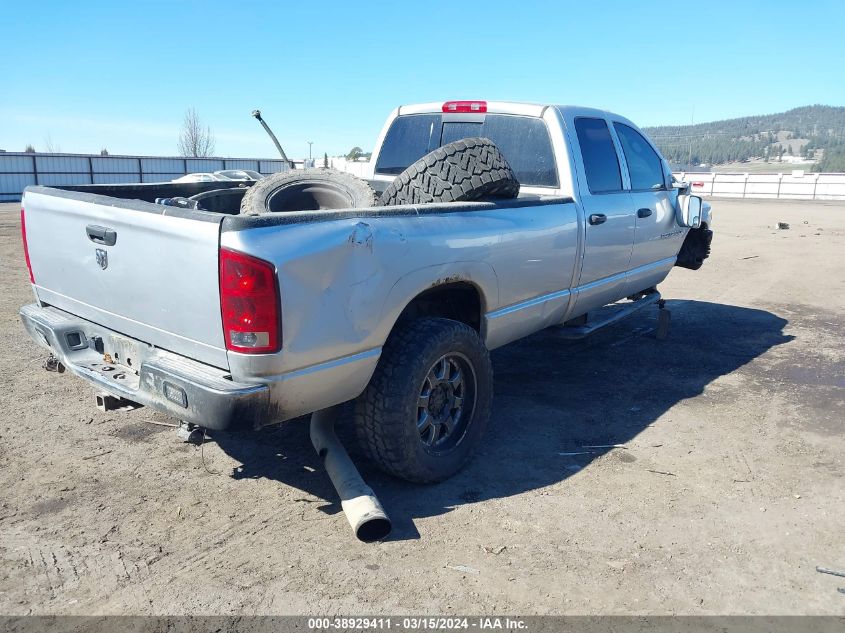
[2,0,843,159]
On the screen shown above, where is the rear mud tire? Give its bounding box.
[354,318,493,483]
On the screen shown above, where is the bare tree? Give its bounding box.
[100,148,109,156]
[43,133,60,153]
[24,144,35,153]
[178,108,216,157]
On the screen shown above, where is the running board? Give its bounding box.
[552,292,662,339]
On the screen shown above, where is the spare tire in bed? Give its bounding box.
[378,137,520,207]
[239,169,375,215]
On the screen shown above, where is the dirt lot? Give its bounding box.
[0,198,843,615]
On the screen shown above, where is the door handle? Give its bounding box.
[588,214,607,226]
[86,225,117,246]
[637,208,653,218]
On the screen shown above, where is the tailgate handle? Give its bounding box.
[86,225,117,246]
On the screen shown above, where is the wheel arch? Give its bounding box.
[379,262,499,344]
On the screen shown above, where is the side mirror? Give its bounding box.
[677,195,702,228]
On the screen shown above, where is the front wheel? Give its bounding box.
[355,318,493,483]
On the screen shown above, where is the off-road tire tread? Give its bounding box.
[675,226,713,270]
[355,318,493,483]
[378,138,520,207]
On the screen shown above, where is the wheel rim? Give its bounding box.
[266,181,354,211]
[416,352,476,452]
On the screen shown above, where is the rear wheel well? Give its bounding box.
[396,283,482,332]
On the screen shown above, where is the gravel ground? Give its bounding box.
[0,198,842,615]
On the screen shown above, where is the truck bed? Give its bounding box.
[23,186,231,368]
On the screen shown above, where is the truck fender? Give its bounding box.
[377,261,499,344]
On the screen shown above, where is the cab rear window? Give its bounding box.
[373,114,440,176]
[375,114,558,187]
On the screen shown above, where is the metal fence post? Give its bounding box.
[88,156,94,185]
[32,155,38,186]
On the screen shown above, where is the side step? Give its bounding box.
[552,292,662,339]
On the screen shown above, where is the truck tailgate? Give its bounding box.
[23,188,228,369]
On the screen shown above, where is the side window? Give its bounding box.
[574,118,622,194]
[614,123,665,191]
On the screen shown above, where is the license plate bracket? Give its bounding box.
[106,334,141,373]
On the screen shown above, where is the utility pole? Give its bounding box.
[688,105,695,170]
[308,141,313,160]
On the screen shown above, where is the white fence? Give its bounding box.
[676,172,845,201]
[327,156,372,179]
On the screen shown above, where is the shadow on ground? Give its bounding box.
[213,300,792,541]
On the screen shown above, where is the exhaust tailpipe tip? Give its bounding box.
[343,495,392,543]
[310,406,392,542]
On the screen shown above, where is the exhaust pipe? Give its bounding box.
[309,406,391,542]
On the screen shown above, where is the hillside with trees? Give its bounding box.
[643,105,845,172]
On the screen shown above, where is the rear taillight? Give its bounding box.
[20,207,34,283]
[442,100,487,113]
[219,248,280,354]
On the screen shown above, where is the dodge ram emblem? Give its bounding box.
[95,249,108,270]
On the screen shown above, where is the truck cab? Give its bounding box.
[369,101,706,316]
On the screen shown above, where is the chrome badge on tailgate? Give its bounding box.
[95,248,108,270]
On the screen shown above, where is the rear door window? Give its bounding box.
[614,123,666,191]
[376,114,558,187]
[574,117,623,194]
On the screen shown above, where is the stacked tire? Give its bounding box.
[239,169,375,215]
[378,137,519,206]
[239,137,520,216]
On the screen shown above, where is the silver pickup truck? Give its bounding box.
[19,101,712,485]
